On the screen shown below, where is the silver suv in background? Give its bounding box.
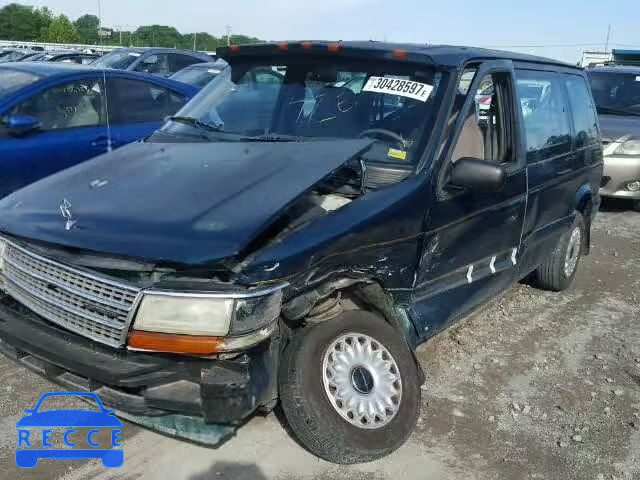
[587,66,640,211]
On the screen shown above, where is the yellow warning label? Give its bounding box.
[387,148,407,160]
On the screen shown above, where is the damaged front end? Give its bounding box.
[0,233,287,441]
[0,136,423,442]
[0,137,422,439]
[0,48,446,446]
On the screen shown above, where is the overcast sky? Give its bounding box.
[9,0,640,63]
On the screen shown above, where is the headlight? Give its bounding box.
[133,294,235,336]
[128,286,285,355]
[614,140,640,156]
[627,181,640,192]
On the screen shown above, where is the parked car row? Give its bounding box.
[1,46,220,76]
[1,46,101,65]
[0,48,42,63]
[0,40,635,466]
[91,47,213,77]
[21,50,100,64]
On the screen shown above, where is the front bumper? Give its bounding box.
[599,155,640,199]
[0,295,279,425]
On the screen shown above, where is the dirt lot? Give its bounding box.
[1,200,639,480]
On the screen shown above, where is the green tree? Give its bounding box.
[133,25,182,48]
[44,14,79,43]
[74,14,99,44]
[0,3,262,49]
[0,3,52,41]
[229,34,261,45]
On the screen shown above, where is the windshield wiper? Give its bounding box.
[167,116,224,133]
[596,106,640,116]
[239,134,304,142]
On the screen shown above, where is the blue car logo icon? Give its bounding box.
[15,391,123,468]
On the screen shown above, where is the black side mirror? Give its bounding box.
[449,157,506,192]
[5,114,41,136]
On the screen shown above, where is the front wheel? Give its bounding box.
[279,310,420,464]
[534,212,585,291]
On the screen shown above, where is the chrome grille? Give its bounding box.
[2,242,141,347]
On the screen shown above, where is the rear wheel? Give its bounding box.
[534,212,585,291]
[279,310,420,464]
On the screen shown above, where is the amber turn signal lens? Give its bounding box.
[327,43,341,53]
[393,49,408,59]
[128,330,223,355]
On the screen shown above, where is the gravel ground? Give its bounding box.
[1,199,638,480]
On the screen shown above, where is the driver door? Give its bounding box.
[412,60,527,337]
[0,76,107,198]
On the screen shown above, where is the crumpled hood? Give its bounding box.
[599,114,640,142]
[0,139,372,265]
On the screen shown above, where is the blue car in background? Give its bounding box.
[91,47,212,77]
[16,391,123,468]
[169,61,227,87]
[0,62,199,198]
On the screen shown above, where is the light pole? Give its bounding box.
[96,0,103,53]
[604,24,612,53]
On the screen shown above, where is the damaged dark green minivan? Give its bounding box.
[0,42,602,463]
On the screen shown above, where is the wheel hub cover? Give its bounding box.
[322,332,402,429]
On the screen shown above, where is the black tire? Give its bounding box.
[534,212,585,292]
[279,310,420,464]
[632,200,640,212]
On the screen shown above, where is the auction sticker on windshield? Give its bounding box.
[363,76,434,102]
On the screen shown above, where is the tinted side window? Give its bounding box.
[134,54,170,75]
[12,78,104,130]
[170,54,202,74]
[516,70,571,163]
[564,74,599,148]
[107,78,186,124]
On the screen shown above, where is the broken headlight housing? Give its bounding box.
[128,285,285,355]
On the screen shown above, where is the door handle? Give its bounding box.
[91,136,111,147]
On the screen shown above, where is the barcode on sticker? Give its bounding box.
[363,76,434,102]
